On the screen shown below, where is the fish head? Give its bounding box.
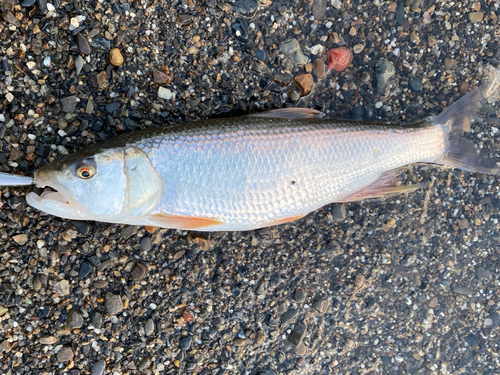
[27,144,162,222]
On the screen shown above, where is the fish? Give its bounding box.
[26,83,499,231]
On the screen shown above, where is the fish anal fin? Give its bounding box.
[147,213,223,229]
[250,108,325,120]
[339,170,421,203]
[261,215,305,228]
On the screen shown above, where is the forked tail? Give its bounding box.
[432,83,500,174]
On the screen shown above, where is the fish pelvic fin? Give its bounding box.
[146,213,223,230]
[339,169,422,202]
[432,84,500,174]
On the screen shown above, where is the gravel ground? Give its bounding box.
[1,0,500,374]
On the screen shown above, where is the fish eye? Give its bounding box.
[77,165,96,179]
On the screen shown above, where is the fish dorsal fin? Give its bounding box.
[339,169,422,202]
[250,108,325,120]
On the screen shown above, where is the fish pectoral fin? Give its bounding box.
[339,170,422,202]
[261,215,305,228]
[146,213,223,230]
[250,108,325,120]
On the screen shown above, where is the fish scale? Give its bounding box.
[129,117,445,230]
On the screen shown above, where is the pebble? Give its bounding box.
[309,44,324,55]
[74,55,84,75]
[273,74,292,87]
[233,338,247,347]
[91,312,103,329]
[353,44,364,54]
[61,96,77,113]
[231,19,250,44]
[313,298,329,314]
[375,59,395,95]
[443,58,457,70]
[131,263,148,281]
[76,34,91,55]
[468,12,484,23]
[290,322,307,345]
[140,236,152,251]
[2,10,19,26]
[153,70,172,84]
[232,0,257,17]
[105,293,123,315]
[180,336,192,350]
[280,39,308,66]
[109,48,124,66]
[93,280,108,288]
[79,261,92,279]
[280,309,298,324]
[294,74,314,95]
[57,347,74,362]
[43,56,51,67]
[409,77,422,92]
[91,360,106,375]
[312,59,325,79]
[332,204,347,222]
[158,87,174,100]
[429,297,439,308]
[66,309,84,329]
[40,336,58,345]
[464,333,480,346]
[53,280,71,296]
[13,234,28,245]
[145,319,155,336]
[452,286,474,295]
[19,0,36,7]
[294,341,307,356]
[294,288,306,302]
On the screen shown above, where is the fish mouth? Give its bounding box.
[25,171,87,219]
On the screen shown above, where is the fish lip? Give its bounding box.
[28,169,86,216]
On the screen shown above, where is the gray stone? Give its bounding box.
[332,204,347,222]
[57,347,74,362]
[91,312,103,329]
[290,322,307,346]
[313,298,329,314]
[91,359,106,375]
[375,59,395,95]
[76,34,91,55]
[280,39,308,66]
[280,309,298,325]
[145,319,154,336]
[294,288,306,303]
[66,310,83,329]
[61,96,76,113]
[140,236,152,252]
[180,336,192,350]
[452,286,474,295]
[75,55,84,75]
[105,293,123,315]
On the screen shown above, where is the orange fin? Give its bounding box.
[250,108,325,120]
[339,169,422,203]
[262,215,305,228]
[147,213,223,229]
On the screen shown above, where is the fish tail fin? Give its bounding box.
[431,84,500,174]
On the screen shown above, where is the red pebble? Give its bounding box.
[326,47,353,72]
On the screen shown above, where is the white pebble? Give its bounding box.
[310,44,324,55]
[28,134,36,140]
[70,17,79,30]
[26,61,36,69]
[57,145,68,155]
[43,56,51,67]
[249,23,255,29]
[5,92,14,102]
[46,3,55,12]
[375,101,383,108]
[158,87,174,100]
[0,114,5,121]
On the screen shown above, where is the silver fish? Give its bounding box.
[26,84,499,231]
